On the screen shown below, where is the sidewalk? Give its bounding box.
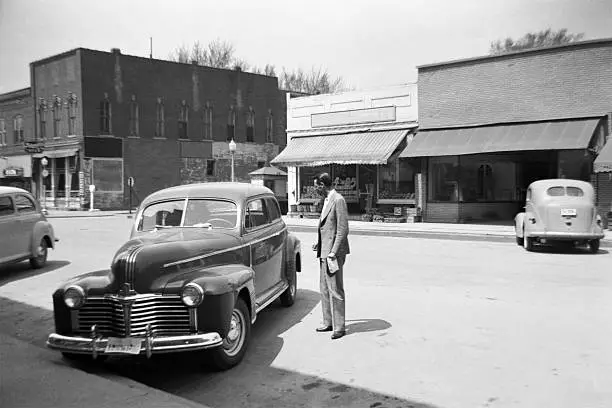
[43,209,612,247]
[0,332,209,408]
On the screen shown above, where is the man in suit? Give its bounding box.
[311,172,350,340]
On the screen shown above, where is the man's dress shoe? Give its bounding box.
[331,330,346,340]
[316,325,333,332]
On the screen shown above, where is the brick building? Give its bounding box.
[0,47,288,209]
[402,38,612,224]
[0,88,35,191]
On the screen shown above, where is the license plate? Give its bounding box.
[105,337,142,355]
[561,208,577,217]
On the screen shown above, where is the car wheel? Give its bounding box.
[523,230,534,252]
[30,238,48,269]
[588,239,600,254]
[280,255,297,307]
[209,298,251,371]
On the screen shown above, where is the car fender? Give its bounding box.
[514,213,526,238]
[32,220,55,253]
[284,232,302,277]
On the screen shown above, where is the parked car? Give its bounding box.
[0,186,57,269]
[514,179,604,253]
[47,183,301,370]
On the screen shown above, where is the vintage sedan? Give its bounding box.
[47,183,301,370]
[0,186,57,269]
[514,179,605,253]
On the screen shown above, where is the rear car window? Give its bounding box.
[15,195,36,212]
[546,187,565,196]
[0,196,15,216]
[566,187,584,197]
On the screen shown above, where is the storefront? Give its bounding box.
[402,118,607,223]
[0,155,33,191]
[272,84,420,221]
[32,147,83,210]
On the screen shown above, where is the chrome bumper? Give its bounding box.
[46,331,223,358]
[528,231,605,240]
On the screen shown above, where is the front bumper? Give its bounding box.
[46,331,223,358]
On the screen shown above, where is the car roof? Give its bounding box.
[0,186,31,195]
[142,182,274,205]
[529,179,592,189]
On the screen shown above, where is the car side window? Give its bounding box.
[525,188,532,202]
[14,195,36,213]
[265,197,281,222]
[245,198,270,231]
[0,196,15,216]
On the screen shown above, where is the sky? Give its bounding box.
[0,0,611,94]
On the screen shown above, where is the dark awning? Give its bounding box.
[401,118,602,157]
[594,141,612,173]
[271,129,409,167]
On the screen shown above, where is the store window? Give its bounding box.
[92,158,123,192]
[458,156,517,202]
[428,156,459,202]
[298,165,330,202]
[378,158,415,200]
[331,165,358,204]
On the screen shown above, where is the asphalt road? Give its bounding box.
[1,216,611,408]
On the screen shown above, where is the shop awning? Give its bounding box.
[271,129,409,167]
[594,141,612,173]
[401,118,602,157]
[32,148,79,159]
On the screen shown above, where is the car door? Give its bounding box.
[264,196,286,284]
[243,197,277,297]
[13,193,40,257]
[0,195,18,262]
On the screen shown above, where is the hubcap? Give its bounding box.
[223,309,245,357]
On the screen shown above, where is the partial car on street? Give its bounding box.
[0,186,57,269]
[514,179,604,253]
[47,182,301,370]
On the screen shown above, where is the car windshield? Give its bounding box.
[138,199,238,231]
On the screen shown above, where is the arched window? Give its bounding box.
[67,94,78,136]
[13,115,24,143]
[0,119,6,146]
[178,100,189,139]
[53,96,61,138]
[266,109,274,143]
[226,105,235,141]
[129,95,139,137]
[202,102,213,140]
[155,97,165,138]
[38,99,47,140]
[99,94,111,134]
[246,106,255,142]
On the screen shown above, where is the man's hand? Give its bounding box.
[327,252,336,260]
[311,243,318,251]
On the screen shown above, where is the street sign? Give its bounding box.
[127,176,134,187]
[42,169,49,178]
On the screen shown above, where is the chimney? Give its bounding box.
[111,48,121,54]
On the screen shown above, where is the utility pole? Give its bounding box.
[150,37,153,59]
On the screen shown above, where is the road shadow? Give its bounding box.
[0,260,71,287]
[345,318,392,336]
[528,244,610,256]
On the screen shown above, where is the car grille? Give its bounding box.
[74,295,192,337]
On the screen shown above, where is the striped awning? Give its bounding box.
[271,129,409,167]
[401,118,602,157]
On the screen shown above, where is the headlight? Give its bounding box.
[181,283,204,307]
[64,285,85,309]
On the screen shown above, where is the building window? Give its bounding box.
[67,94,77,136]
[202,102,213,140]
[428,156,459,202]
[246,106,255,142]
[0,119,6,146]
[206,159,215,176]
[38,99,47,140]
[227,105,235,141]
[100,94,112,134]
[13,115,24,143]
[178,100,189,139]
[266,109,274,143]
[155,97,165,138]
[378,158,415,200]
[129,95,139,137]
[92,158,123,192]
[53,97,61,138]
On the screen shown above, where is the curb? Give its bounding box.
[286,225,612,247]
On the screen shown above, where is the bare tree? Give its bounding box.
[490,28,585,55]
[279,67,346,94]
[168,44,190,63]
[206,39,234,68]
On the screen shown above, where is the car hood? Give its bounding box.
[102,228,244,294]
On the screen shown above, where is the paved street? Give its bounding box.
[1,216,612,408]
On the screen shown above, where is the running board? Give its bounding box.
[255,281,289,314]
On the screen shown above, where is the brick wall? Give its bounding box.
[425,203,459,223]
[419,41,612,129]
[0,88,34,146]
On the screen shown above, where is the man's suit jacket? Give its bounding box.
[317,189,350,259]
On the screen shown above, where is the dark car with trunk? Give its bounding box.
[47,182,301,370]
